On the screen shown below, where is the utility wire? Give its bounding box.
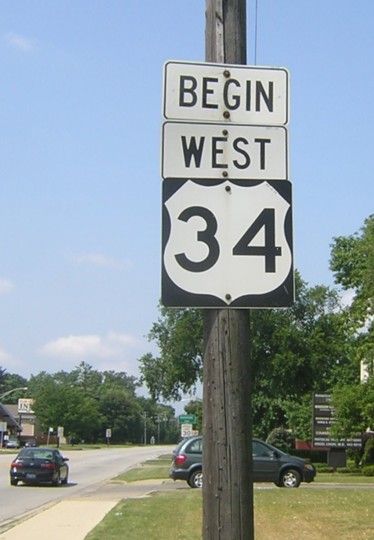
[254,0,259,65]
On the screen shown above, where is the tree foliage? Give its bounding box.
[331,378,374,438]
[329,215,374,440]
[139,307,203,401]
[330,214,374,367]
[26,362,177,443]
[0,369,28,403]
[139,272,355,439]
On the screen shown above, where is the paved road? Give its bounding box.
[0,445,173,526]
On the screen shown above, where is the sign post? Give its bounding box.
[161,1,292,538]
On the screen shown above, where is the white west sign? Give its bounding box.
[163,61,289,125]
[162,122,288,180]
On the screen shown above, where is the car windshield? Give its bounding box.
[19,448,54,460]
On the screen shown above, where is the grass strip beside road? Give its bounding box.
[113,458,171,483]
[86,488,374,540]
[315,473,374,483]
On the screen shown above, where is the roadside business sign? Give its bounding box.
[161,122,288,180]
[18,398,34,414]
[163,61,289,125]
[312,394,362,449]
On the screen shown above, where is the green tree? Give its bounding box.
[0,367,6,393]
[330,214,374,368]
[331,378,374,438]
[329,215,374,441]
[29,372,102,442]
[251,276,355,437]
[99,387,142,443]
[139,307,203,401]
[139,273,355,439]
[0,371,28,403]
[184,399,203,433]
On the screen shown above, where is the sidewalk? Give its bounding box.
[0,500,119,540]
[0,479,185,540]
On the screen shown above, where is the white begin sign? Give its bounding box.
[162,179,294,308]
[162,122,287,180]
[163,61,289,125]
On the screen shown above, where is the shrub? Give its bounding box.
[362,465,374,476]
[316,465,335,473]
[362,438,374,465]
[336,467,361,474]
[266,427,294,453]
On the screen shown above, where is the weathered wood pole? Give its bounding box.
[203,1,254,539]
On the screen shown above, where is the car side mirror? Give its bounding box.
[63,457,69,461]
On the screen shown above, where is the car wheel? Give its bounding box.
[10,479,18,486]
[52,473,61,487]
[188,470,203,488]
[280,469,301,488]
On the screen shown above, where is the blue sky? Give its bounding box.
[0,1,372,391]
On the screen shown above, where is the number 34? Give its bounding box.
[175,206,282,273]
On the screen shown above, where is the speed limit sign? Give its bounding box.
[162,179,293,308]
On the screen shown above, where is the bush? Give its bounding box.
[336,467,361,474]
[362,465,374,477]
[316,465,335,473]
[362,438,374,465]
[266,427,294,453]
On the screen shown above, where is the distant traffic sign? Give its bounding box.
[179,414,197,424]
[162,178,293,308]
[163,61,289,125]
[181,423,193,438]
[162,122,288,180]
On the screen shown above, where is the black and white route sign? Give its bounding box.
[162,122,288,180]
[163,61,289,125]
[162,179,293,308]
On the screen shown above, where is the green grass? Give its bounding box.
[86,491,202,540]
[316,473,374,483]
[85,488,374,540]
[113,458,171,482]
[59,443,134,451]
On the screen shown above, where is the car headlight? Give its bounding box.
[304,464,314,471]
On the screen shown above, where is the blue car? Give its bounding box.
[10,447,69,486]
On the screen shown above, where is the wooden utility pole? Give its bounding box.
[203,1,254,539]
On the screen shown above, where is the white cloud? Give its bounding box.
[72,252,129,270]
[340,289,355,307]
[40,332,140,360]
[0,345,24,370]
[0,279,14,295]
[4,33,37,52]
[0,346,12,363]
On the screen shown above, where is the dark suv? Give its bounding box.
[170,436,316,488]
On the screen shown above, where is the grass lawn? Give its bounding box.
[86,488,374,540]
[113,458,171,483]
[316,473,374,483]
